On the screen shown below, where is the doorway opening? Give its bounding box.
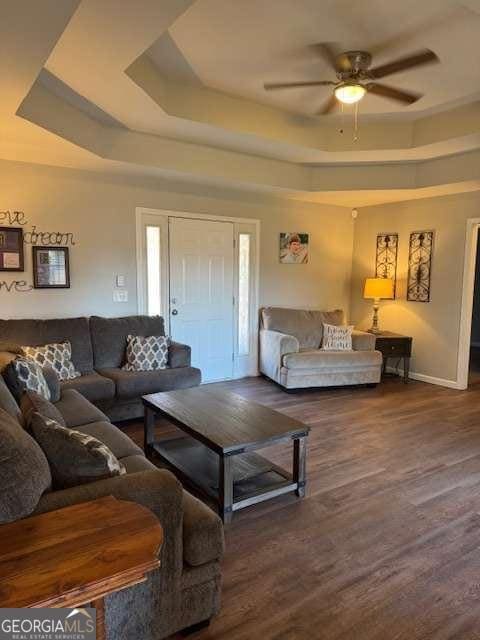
[469,229,480,386]
[136,208,260,383]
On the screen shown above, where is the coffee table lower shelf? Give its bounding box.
[149,436,301,521]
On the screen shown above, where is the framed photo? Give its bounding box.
[280,232,309,264]
[33,246,70,289]
[0,226,24,272]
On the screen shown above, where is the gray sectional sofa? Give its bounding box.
[0,315,223,639]
[0,315,201,421]
[260,307,382,389]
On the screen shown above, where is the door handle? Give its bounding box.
[171,309,178,315]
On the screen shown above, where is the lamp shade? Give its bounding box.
[363,277,394,300]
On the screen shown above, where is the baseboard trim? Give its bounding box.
[385,366,461,390]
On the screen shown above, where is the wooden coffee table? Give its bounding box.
[0,496,163,640]
[143,387,310,523]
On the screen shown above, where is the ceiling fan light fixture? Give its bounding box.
[334,82,366,105]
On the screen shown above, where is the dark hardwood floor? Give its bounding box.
[123,376,480,640]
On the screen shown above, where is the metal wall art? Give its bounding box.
[375,233,398,298]
[407,231,434,302]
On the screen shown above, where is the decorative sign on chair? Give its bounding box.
[407,231,434,302]
[375,233,398,298]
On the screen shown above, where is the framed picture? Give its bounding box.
[375,233,398,299]
[33,246,70,289]
[0,226,24,272]
[280,232,309,264]
[407,231,434,302]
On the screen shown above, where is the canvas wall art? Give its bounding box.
[375,233,398,298]
[279,232,309,264]
[407,231,434,302]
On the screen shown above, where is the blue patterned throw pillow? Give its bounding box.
[6,357,51,400]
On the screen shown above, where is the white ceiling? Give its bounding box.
[169,0,480,116]
[2,0,480,208]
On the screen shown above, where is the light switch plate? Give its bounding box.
[116,274,126,287]
[113,289,128,303]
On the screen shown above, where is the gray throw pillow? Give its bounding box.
[4,357,51,401]
[20,391,66,429]
[122,334,169,371]
[0,408,52,524]
[30,413,126,489]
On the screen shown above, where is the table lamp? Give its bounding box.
[363,277,394,334]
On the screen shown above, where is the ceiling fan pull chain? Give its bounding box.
[339,102,344,134]
[354,102,359,142]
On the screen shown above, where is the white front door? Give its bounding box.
[169,217,234,382]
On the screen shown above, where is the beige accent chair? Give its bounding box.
[260,307,382,390]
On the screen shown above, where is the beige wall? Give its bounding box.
[0,159,354,320]
[350,191,480,384]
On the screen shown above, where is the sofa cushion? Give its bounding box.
[0,408,51,523]
[30,413,126,490]
[0,375,22,424]
[182,491,225,567]
[283,349,382,371]
[20,391,66,428]
[99,366,202,400]
[90,315,165,369]
[261,307,344,349]
[42,367,61,403]
[78,421,143,459]
[54,389,110,428]
[61,372,115,404]
[0,318,93,374]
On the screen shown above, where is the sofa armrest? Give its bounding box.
[169,341,191,368]
[259,329,299,383]
[352,329,376,351]
[35,469,185,582]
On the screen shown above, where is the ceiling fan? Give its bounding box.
[264,45,439,115]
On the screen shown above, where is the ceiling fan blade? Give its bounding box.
[369,49,439,79]
[311,43,346,71]
[315,94,338,115]
[264,80,336,91]
[367,82,422,104]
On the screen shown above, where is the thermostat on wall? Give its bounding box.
[113,290,128,303]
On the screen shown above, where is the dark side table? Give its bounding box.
[374,332,412,383]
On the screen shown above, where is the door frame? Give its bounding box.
[457,217,480,389]
[135,207,261,379]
